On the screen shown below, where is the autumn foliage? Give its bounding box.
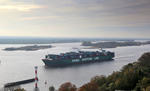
[58,82,77,91]
[55,52,150,91]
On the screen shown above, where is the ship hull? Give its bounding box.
[42,55,114,67]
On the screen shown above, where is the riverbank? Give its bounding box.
[3,45,52,51]
[82,41,150,48]
[54,52,150,91]
[13,52,150,91]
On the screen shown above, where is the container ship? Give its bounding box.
[42,49,115,67]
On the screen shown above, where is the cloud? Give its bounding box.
[0,0,44,12]
[0,4,43,12]
[0,0,150,38]
[21,16,61,20]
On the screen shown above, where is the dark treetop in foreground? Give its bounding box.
[82,41,150,48]
[3,45,52,51]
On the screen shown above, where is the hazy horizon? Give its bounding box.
[0,36,149,44]
[0,36,150,39]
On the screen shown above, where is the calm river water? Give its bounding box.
[0,42,150,91]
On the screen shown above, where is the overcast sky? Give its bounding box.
[0,0,150,38]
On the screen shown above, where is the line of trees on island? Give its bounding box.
[82,41,150,48]
[15,52,150,91]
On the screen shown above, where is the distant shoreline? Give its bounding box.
[82,41,150,48]
[3,45,52,51]
[0,37,149,44]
